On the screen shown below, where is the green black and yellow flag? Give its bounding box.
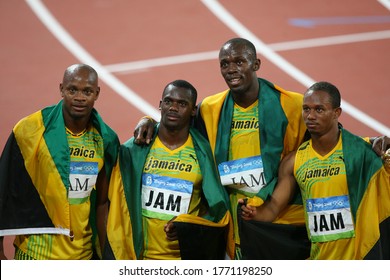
[340,129,390,259]
[0,101,119,241]
[105,127,234,260]
[197,78,309,259]
[238,129,390,260]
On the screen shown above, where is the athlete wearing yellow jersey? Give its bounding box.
[134,38,308,260]
[141,135,205,259]
[14,127,105,259]
[105,80,232,260]
[239,81,390,259]
[0,64,119,260]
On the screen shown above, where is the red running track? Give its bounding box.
[0,0,389,259]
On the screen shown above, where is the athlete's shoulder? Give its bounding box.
[202,89,229,105]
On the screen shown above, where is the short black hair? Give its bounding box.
[222,38,257,58]
[63,63,98,82]
[306,81,341,109]
[163,79,197,105]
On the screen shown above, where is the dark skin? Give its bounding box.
[238,88,390,223]
[0,64,109,259]
[157,84,196,149]
[134,38,389,155]
[60,64,100,134]
[156,84,197,241]
[372,136,390,158]
[239,88,343,221]
[219,40,261,108]
[302,90,342,156]
[95,167,109,253]
[61,64,108,254]
[133,39,261,145]
[238,88,389,222]
[239,90,390,220]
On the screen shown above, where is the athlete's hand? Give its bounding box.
[238,198,257,221]
[164,217,178,241]
[372,136,390,157]
[134,117,156,145]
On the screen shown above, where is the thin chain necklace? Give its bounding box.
[65,127,87,137]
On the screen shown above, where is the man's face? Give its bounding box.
[60,69,100,122]
[159,85,196,131]
[302,90,340,136]
[219,43,259,94]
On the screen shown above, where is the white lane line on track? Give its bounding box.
[201,0,390,136]
[25,0,161,121]
[105,30,390,73]
[378,0,390,11]
[269,30,390,51]
[25,0,389,135]
[105,51,220,74]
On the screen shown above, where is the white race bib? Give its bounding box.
[68,161,98,204]
[218,155,266,195]
[306,195,355,242]
[141,173,193,220]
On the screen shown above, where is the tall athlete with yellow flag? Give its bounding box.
[239,81,390,259]
[134,38,310,259]
[104,80,233,260]
[0,64,119,260]
[133,39,387,260]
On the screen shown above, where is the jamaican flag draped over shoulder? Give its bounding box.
[198,78,306,201]
[342,128,390,259]
[0,100,119,241]
[197,78,310,259]
[105,127,234,260]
